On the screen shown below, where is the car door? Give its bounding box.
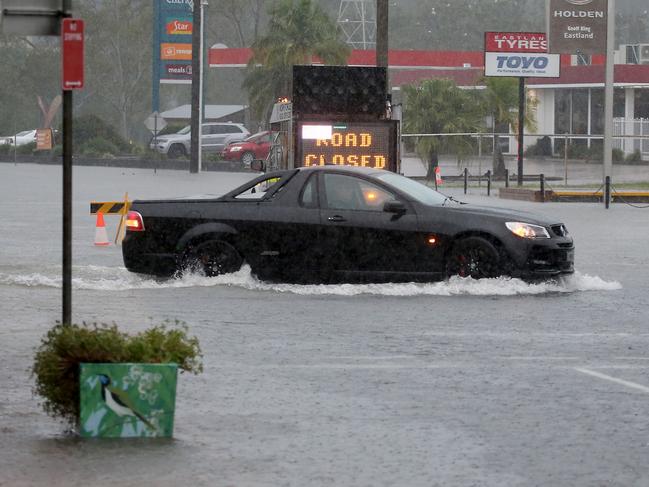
[253,132,273,159]
[226,171,323,282]
[317,172,426,280]
[201,124,226,152]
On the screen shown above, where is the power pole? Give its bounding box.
[189,1,202,173]
[376,0,388,68]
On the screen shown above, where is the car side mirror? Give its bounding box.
[250,160,265,172]
[383,200,406,214]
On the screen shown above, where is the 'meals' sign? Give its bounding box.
[549,0,608,55]
[485,53,561,78]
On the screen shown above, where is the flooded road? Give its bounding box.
[1,163,648,486]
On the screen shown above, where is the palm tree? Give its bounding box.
[243,0,350,122]
[402,78,483,175]
[481,77,537,176]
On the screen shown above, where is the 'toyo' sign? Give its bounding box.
[485,32,547,53]
[62,19,84,90]
[485,52,561,78]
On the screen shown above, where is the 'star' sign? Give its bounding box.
[484,52,561,78]
[62,19,84,90]
[485,32,547,53]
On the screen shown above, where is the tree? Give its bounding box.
[77,0,152,141]
[242,0,350,122]
[481,77,537,176]
[402,78,483,172]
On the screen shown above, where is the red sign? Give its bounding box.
[62,19,84,90]
[166,19,193,35]
[485,32,547,53]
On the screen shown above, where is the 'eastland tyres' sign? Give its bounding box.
[549,0,608,55]
[484,32,560,78]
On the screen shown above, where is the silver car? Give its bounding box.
[150,123,250,158]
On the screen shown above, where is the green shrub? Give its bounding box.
[0,143,11,156]
[32,321,202,425]
[612,148,624,163]
[625,149,643,163]
[16,142,37,155]
[78,137,119,158]
[73,115,130,153]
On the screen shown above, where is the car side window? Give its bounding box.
[299,174,318,208]
[323,173,394,211]
[234,175,283,200]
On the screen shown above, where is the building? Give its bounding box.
[209,47,649,158]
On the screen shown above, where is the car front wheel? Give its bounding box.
[446,236,505,279]
[241,151,255,167]
[183,240,243,277]
[168,144,186,158]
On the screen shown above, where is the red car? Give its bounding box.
[222,131,275,167]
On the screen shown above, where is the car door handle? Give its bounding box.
[327,215,346,222]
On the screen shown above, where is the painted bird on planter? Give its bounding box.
[98,374,156,431]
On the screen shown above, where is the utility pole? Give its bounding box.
[189,0,202,173]
[376,0,388,99]
[602,0,615,208]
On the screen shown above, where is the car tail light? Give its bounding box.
[125,211,145,232]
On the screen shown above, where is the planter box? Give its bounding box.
[79,363,178,438]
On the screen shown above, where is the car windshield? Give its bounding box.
[176,126,191,135]
[16,131,33,136]
[375,172,448,206]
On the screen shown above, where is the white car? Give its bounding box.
[1,130,37,146]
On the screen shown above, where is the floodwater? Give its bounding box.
[1,162,648,486]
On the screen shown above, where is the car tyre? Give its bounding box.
[183,240,243,277]
[241,151,255,167]
[446,236,504,279]
[168,144,186,159]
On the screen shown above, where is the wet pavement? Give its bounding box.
[1,163,648,486]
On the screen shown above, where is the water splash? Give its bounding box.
[0,265,622,296]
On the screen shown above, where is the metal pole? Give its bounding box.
[464,167,468,194]
[62,1,72,325]
[602,0,615,208]
[605,175,611,209]
[505,168,509,188]
[152,0,160,113]
[564,133,568,187]
[540,173,545,203]
[487,170,491,196]
[517,76,525,187]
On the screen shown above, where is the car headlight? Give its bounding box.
[506,222,550,239]
[229,146,242,152]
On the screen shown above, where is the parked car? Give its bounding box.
[122,165,575,284]
[221,131,275,167]
[1,129,37,146]
[150,123,250,158]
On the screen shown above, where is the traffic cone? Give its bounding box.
[435,166,443,186]
[94,212,110,246]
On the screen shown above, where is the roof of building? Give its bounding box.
[160,104,247,120]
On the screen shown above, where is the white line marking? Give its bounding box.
[503,356,579,361]
[574,367,649,393]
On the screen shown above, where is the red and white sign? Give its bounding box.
[485,32,547,53]
[166,19,192,35]
[62,19,84,90]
